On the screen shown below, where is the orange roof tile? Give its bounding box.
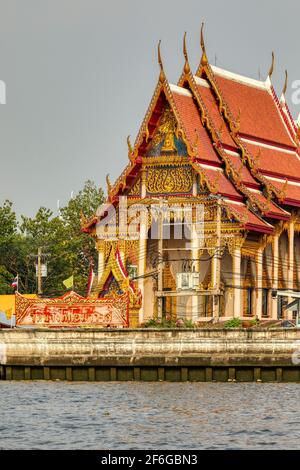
[243,141,300,181]
[195,83,238,149]
[225,202,274,233]
[270,180,300,206]
[171,91,221,164]
[199,167,243,200]
[224,153,259,187]
[249,191,290,219]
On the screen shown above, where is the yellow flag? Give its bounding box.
[5,308,13,320]
[63,275,74,289]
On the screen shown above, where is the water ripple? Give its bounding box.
[0,382,300,449]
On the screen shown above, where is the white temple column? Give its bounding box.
[287,221,295,319]
[157,205,164,319]
[138,210,148,324]
[119,240,126,267]
[191,221,199,321]
[233,246,241,317]
[271,234,279,319]
[211,199,221,320]
[288,221,295,291]
[141,168,146,199]
[192,172,198,197]
[256,248,263,319]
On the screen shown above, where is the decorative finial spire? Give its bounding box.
[158,40,165,83]
[200,22,208,66]
[127,135,134,162]
[282,69,288,96]
[183,32,190,74]
[268,51,275,78]
[106,174,112,195]
[127,135,133,154]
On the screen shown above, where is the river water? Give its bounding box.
[0,382,300,449]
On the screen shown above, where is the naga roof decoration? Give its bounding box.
[83,27,300,236]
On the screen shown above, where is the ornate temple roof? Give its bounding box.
[83,29,300,236]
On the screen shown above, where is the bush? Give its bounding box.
[250,317,260,327]
[143,317,196,329]
[224,317,242,328]
[183,319,196,328]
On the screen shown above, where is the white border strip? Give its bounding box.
[241,137,296,155]
[193,76,210,88]
[169,83,192,97]
[211,65,267,90]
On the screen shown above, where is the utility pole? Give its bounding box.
[29,248,50,297]
[37,247,42,296]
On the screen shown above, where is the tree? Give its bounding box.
[0,200,17,239]
[0,200,20,293]
[0,180,104,296]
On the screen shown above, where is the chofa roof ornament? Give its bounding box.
[183,31,190,74]
[158,40,166,83]
[200,22,208,67]
[268,51,275,78]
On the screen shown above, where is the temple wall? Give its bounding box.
[1,328,300,382]
[221,253,233,316]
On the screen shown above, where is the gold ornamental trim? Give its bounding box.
[146,167,193,194]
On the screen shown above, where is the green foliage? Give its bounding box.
[183,319,196,329]
[224,317,242,328]
[142,317,196,329]
[0,180,104,296]
[0,200,17,239]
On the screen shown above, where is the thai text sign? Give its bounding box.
[15,291,128,328]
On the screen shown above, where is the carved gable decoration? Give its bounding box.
[128,178,141,196]
[146,106,187,157]
[146,165,193,195]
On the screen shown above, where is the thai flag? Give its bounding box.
[11,275,18,290]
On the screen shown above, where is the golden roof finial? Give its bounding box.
[282,70,288,96]
[127,135,135,162]
[127,134,133,153]
[158,40,165,83]
[183,31,190,74]
[200,22,208,66]
[268,51,275,78]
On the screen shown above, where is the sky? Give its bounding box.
[0,0,300,217]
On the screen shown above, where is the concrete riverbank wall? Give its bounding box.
[1,328,300,382]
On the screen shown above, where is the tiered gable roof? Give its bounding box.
[209,66,295,147]
[83,34,300,235]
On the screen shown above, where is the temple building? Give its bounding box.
[82,28,300,325]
